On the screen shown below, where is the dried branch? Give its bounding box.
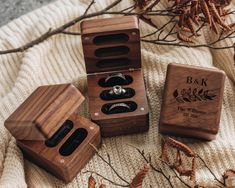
[128,144,174,188]
[161,160,191,188]
[129,163,150,188]
[0,0,234,58]
[197,155,226,186]
[90,144,129,185]
[84,0,95,15]
[141,38,235,50]
[0,0,123,55]
[84,170,129,187]
[87,144,150,187]
[61,31,81,35]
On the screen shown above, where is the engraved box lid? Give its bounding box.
[159,63,226,140]
[4,84,84,140]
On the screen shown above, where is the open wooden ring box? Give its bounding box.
[4,84,101,182]
[160,63,226,140]
[81,16,149,137]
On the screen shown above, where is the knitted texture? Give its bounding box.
[0,0,234,187]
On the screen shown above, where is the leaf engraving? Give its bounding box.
[173,87,217,103]
[198,89,203,94]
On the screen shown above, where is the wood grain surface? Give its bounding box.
[5,84,84,140]
[17,114,101,183]
[81,16,141,74]
[81,16,149,137]
[87,70,149,137]
[159,63,226,140]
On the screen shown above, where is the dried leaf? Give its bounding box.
[164,137,195,157]
[223,169,235,179]
[177,32,194,43]
[161,138,197,183]
[88,175,96,188]
[99,184,107,188]
[209,2,224,25]
[160,139,170,162]
[186,17,195,34]
[223,169,235,187]
[211,19,219,34]
[130,163,150,188]
[200,0,211,26]
[181,26,191,33]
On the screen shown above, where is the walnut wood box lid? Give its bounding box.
[81,16,141,74]
[5,84,85,140]
[159,63,226,140]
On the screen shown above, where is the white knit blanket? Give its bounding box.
[0,0,234,187]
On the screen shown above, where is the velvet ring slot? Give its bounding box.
[93,33,129,45]
[95,46,130,57]
[45,120,73,147]
[59,128,88,156]
[96,58,131,69]
[98,74,133,87]
[4,84,101,182]
[82,16,149,137]
[100,87,135,100]
[102,101,137,114]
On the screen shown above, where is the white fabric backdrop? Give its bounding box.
[0,0,234,187]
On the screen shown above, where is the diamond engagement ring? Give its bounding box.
[105,73,126,84]
[109,85,126,96]
[108,103,130,112]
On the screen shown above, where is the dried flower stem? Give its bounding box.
[90,144,130,185]
[0,0,123,55]
[197,155,226,186]
[160,159,191,188]
[0,0,234,56]
[128,144,174,188]
[84,170,129,187]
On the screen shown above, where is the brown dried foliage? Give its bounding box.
[130,163,150,188]
[160,137,197,183]
[88,174,96,188]
[167,0,234,42]
[99,184,107,188]
[223,169,235,187]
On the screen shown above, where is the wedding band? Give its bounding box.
[108,103,130,112]
[109,85,126,96]
[105,73,126,83]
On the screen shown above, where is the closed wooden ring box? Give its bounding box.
[4,84,101,182]
[81,16,149,137]
[159,63,225,140]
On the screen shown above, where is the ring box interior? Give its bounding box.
[159,63,225,140]
[81,16,149,137]
[4,84,101,182]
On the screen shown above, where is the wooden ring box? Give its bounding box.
[4,84,101,182]
[81,16,149,137]
[159,63,226,140]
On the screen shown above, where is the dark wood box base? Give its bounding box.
[95,113,149,137]
[159,123,216,141]
[17,115,101,182]
[87,70,149,137]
